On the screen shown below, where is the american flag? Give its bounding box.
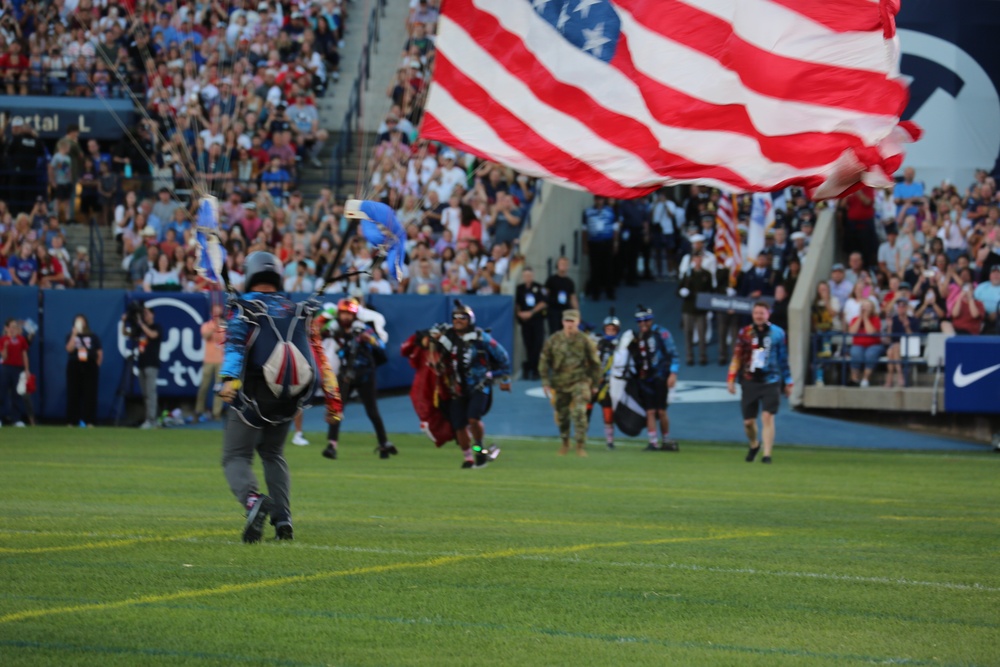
[421,0,920,200]
[714,192,741,269]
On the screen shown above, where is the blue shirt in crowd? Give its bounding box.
[583,206,616,242]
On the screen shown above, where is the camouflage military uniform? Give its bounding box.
[539,330,602,444]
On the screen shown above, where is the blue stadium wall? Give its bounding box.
[0,287,512,423]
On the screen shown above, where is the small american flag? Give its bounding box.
[421,0,919,199]
[714,192,741,270]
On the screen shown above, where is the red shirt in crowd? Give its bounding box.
[0,334,29,368]
[0,52,29,73]
[849,316,882,346]
[845,186,875,223]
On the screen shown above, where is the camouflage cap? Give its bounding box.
[561,309,581,322]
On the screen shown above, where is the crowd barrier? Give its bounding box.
[0,286,513,423]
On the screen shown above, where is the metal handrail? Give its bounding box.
[329,0,387,196]
[87,216,105,289]
[810,330,933,386]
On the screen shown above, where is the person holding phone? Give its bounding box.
[65,314,102,427]
[847,300,882,388]
[951,283,985,335]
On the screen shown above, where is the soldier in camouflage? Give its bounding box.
[539,309,603,457]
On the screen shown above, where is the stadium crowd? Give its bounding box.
[1,0,997,408]
[813,169,1000,387]
[0,0,349,288]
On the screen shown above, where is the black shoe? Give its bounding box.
[322,444,338,460]
[384,442,399,456]
[718,358,728,365]
[461,460,474,469]
[473,446,489,467]
[660,439,679,451]
[745,443,761,462]
[643,443,661,451]
[242,494,273,544]
[275,524,293,541]
[761,456,772,464]
[699,359,709,366]
[607,442,615,450]
[686,359,695,366]
[473,444,500,468]
[376,445,390,459]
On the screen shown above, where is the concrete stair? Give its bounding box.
[63,221,131,290]
[324,0,412,134]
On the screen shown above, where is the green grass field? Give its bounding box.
[0,428,997,666]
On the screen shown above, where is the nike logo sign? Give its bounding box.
[953,363,1000,388]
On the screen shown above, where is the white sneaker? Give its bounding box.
[14,421,26,428]
[292,432,309,446]
[860,379,870,388]
[140,420,154,430]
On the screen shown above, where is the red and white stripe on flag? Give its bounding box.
[421,0,920,200]
[714,193,741,268]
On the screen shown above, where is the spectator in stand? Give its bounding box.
[812,281,842,337]
[973,265,1000,334]
[847,299,882,387]
[48,142,75,224]
[828,263,853,306]
[884,298,920,388]
[843,279,879,326]
[73,245,91,288]
[894,167,925,218]
[913,284,953,334]
[842,185,878,270]
[877,224,907,278]
[8,241,38,286]
[951,282,985,335]
[143,252,181,292]
[407,258,440,295]
[36,245,70,288]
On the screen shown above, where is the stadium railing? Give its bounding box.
[809,330,933,387]
[330,0,387,196]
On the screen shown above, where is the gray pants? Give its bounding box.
[139,366,159,423]
[682,312,708,363]
[222,410,293,527]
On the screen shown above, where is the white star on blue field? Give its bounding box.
[531,0,621,62]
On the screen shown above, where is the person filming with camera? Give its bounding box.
[121,304,162,429]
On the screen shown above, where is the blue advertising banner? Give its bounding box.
[12,288,518,421]
[461,294,515,368]
[125,292,213,398]
[40,289,126,421]
[367,294,451,389]
[1,97,136,141]
[944,337,1000,413]
[897,0,1000,185]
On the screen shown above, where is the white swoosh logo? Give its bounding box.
[953,363,1000,389]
